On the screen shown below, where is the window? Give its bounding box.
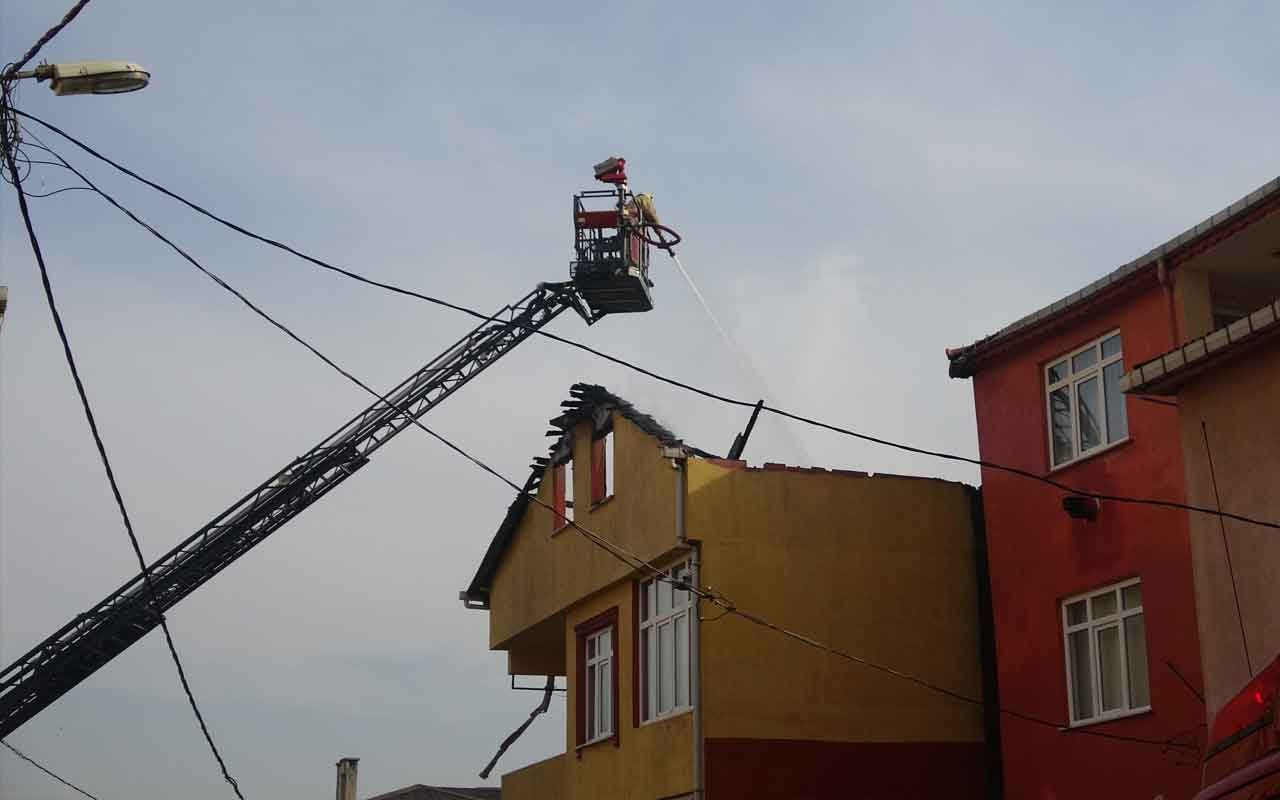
[591,426,615,505]
[1046,332,1129,468]
[1062,578,1150,725]
[552,460,574,531]
[575,608,618,747]
[638,561,692,722]
[584,628,614,742]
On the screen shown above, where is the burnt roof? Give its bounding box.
[461,383,713,606]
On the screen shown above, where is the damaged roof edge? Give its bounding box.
[460,383,712,607]
[946,175,1280,379]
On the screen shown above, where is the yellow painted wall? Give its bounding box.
[488,414,678,650]
[552,580,695,800]
[687,461,986,744]
[501,753,564,799]
[486,421,987,800]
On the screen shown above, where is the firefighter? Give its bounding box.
[623,192,660,227]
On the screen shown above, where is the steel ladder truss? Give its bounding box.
[0,281,593,738]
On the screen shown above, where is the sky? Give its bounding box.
[1,1,1277,798]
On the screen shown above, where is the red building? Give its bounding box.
[946,178,1280,799]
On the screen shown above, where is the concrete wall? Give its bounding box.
[969,280,1204,800]
[689,461,990,799]
[1177,340,1280,716]
[687,460,986,745]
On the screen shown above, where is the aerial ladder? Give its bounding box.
[0,158,661,738]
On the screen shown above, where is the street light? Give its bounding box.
[10,61,149,95]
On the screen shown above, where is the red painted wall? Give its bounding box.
[970,278,1206,799]
[705,738,986,799]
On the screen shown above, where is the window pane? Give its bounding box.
[1048,360,1069,384]
[1125,614,1150,708]
[1098,625,1124,712]
[1076,377,1102,452]
[600,659,612,734]
[1091,591,1117,618]
[659,620,675,714]
[1101,335,1122,360]
[675,613,689,708]
[641,629,653,721]
[1122,583,1142,610]
[586,663,597,738]
[605,431,615,496]
[1066,600,1087,626]
[565,460,574,522]
[1072,347,1098,372]
[657,578,672,616]
[1069,630,1094,720]
[1050,387,1074,465]
[586,635,595,660]
[1103,362,1128,442]
[599,628,611,656]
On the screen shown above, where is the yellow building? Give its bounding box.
[461,384,997,799]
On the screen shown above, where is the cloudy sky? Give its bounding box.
[1,2,1277,798]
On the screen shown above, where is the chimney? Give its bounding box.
[335,757,359,800]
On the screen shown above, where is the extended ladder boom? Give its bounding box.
[0,281,591,737]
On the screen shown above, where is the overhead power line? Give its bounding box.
[36,142,1200,759]
[13,108,1280,534]
[1,740,102,800]
[0,0,93,80]
[0,127,245,798]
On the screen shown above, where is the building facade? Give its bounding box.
[461,384,998,800]
[947,176,1280,799]
[1122,281,1280,797]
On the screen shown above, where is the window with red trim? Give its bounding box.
[591,426,614,505]
[575,607,619,748]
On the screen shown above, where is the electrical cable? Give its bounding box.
[20,184,91,198]
[0,123,246,799]
[0,1,1202,776]
[0,0,93,81]
[1202,421,1253,675]
[1,740,102,800]
[38,142,1200,757]
[15,108,1279,534]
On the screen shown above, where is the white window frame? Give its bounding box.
[1045,330,1129,469]
[584,627,614,744]
[1061,577,1150,726]
[638,561,693,724]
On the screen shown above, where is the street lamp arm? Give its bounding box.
[4,61,149,95]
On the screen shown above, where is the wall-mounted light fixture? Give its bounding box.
[1062,495,1100,521]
